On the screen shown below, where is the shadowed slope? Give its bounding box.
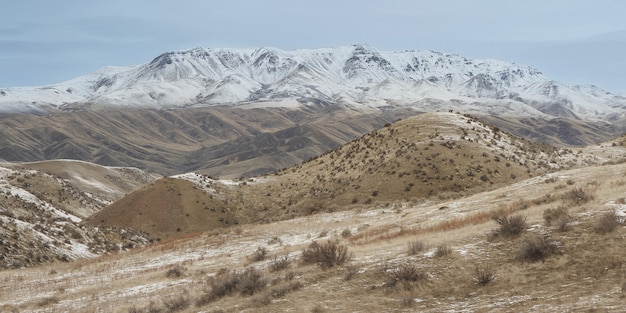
[0,106,402,177]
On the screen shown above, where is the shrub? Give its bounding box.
[197,267,268,305]
[543,206,572,231]
[267,281,303,299]
[301,241,351,269]
[238,267,268,296]
[311,305,325,313]
[385,263,427,290]
[163,295,190,312]
[250,246,269,262]
[37,296,60,307]
[473,265,496,286]
[563,187,593,205]
[518,235,560,262]
[269,255,292,272]
[128,306,144,313]
[145,302,162,313]
[407,240,425,255]
[204,271,239,302]
[434,244,452,258]
[341,228,352,238]
[595,211,621,234]
[284,270,298,281]
[344,265,359,281]
[166,264,186,278]
[492,213,527,237]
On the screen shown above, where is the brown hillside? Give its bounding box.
[0,161,153,269]
[84,178,237,240]
[226,112,589,224]
[91,112,599,239]
[0,105,402,177]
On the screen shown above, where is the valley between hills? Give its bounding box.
[1,111,626,312]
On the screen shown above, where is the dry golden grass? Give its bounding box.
[2,161,625,312]
[90,112,590,240]
[3,112,626,312]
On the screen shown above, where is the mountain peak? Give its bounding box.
[0,45,622,118]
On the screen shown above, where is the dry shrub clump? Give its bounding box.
[127,301,163,313]
[268,255,292,272]
[492,213,527,238]
[518,235,560,262]
[197,267,268,305]
[434,244,452,258]
[163,294,191,312]
[563,187,594,205]
[301,241,351,269]
[384,263,428,290]
[543,206,572,232]
[165,264,186,278]
[473,265,496,286]
[407,240,425,255]
[344,265,360,281]
[37,296,60,307]
[255,280,304,306]
[250,246,269,262]
[595,211,622,234]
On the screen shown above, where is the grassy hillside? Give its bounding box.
[86,112,605,240]
[3,159,626,312]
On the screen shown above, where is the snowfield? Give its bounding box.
[1,45,624,120]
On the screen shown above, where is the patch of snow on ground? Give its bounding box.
[172,172,218,194]
[4,184,81,223]
[72,175,118,195]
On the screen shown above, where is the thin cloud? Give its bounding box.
[1,0,625,92]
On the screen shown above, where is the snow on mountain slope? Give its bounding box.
[0,45,623,119]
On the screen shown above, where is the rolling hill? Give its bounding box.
[85,112,605,239]
[2,115,626,312]
[0,160,156,269]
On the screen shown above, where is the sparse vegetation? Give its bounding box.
[543,206,572,231]
[344,265,359,281]
[198,267,268,305]
[492,213,527,237]
[250,246,269,262]
[433,244,452,257]
[407,240,425,255]
[301,241,351,269]
[6,112,626,312]
[518,235,560,262]
[563,187,594,205]
[166,264,186,278]
[269,255,292,272]
[594,211,621,234]
[473,265,496,286]
[384,262,428,290]
[163,294,190,312]
[36,296,60,307]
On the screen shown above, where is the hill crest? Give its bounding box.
[88,112,605,238]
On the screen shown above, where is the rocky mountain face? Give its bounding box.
[1,45,624,120]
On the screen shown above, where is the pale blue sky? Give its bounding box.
[1,0,626,93]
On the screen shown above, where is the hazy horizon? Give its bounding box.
[2,0,626,93]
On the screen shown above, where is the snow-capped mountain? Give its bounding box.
[1,44,624,119]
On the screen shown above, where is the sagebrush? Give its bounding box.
[301,241,351,269]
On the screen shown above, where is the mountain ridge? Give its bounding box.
[1,45,624,120]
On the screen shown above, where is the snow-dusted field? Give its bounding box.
[2,161,626,312]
